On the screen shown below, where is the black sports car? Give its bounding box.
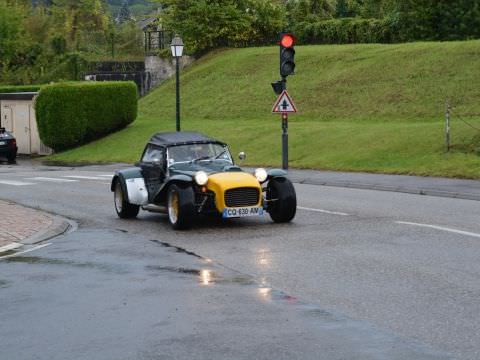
[111,131,297,229]
[0,128,17,164]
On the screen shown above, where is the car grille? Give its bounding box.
[224,187,259,207]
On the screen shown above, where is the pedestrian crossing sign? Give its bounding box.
[272,90,298,114]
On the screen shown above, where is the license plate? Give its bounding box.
[222,207,264,218]
[0,141,5,146]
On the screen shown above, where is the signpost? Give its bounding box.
[272,90,297,170]
[272,90,297,114]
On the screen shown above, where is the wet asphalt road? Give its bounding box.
[0,229,448,360]
[1,162,480,359]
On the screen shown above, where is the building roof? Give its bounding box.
[138,17,159,31]
[149,132,225,147]
[0,92,38,101]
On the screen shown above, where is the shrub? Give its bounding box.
[35,81,137,151]
[294,17,399,45]
[0,85,43,93]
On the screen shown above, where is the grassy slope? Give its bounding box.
[51,41,480,178]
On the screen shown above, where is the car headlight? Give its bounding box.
[194,171,208,185]
[254,168,268,183]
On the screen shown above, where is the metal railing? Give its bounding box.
[144,30,173,54]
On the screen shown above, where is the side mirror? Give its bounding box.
[152,158,162,167]
[238,152,246,161]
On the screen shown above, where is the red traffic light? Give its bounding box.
[280,34,295,48]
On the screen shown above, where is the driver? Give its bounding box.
[190,144,211,160]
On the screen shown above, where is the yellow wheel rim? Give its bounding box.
[168,191,179,224]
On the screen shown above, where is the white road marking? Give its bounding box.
[27,177,78,183]
[63,175,107,180]
[0,180,35,186]
[97,174,113,178]
[298,206,350,216]
[0,243,22,253]
[396,221,480,239]
[0,243,51,260]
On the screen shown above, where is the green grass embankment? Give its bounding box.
[49,41,480,178]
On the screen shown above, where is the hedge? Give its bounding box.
[35,81,137,151]
[294,18,400,45]
[0,85,43,93]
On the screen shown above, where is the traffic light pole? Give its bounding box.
[282,113,288,170]
[282,77,288,170]
[276,33,295,171]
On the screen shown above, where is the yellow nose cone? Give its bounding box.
[207,172,262,212]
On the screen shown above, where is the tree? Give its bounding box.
[286,0,333,29]
[247,0,285,44]
[310,0,334,17]
[335,0,354,18]
[432,0,480,40]
[51,0,108,48]
[0,1,24,68]
[156,0,285,53]
[116,0,132,23]
[394,0,480,41]
[334,0,399,19]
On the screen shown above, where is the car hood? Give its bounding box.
[207,172,262,211]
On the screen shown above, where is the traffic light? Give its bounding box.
[271,80,285,95]
[279,33,296,78]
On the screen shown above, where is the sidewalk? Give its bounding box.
[0,200,70,253]
[286,169,480,201]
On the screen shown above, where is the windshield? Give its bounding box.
[167,143,233,166]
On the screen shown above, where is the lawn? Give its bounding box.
[49,41,480,178]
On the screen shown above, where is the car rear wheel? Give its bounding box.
[7,152,16,164]
[114,181,140,219]
[267,178,297,223]
[167,184,195,230]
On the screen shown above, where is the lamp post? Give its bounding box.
[170,35,184,132]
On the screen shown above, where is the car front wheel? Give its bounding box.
[114,181,140,219]
[267,178,297,223]
[167,184,195,230]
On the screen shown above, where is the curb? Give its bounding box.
[0,199,77,255]
[290,177,480,202]
[20,215,76,245]
[0,212,75,258]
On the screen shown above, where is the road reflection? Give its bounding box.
[200,269,213,285]
[257,248,271,268]
[258,277,272,301]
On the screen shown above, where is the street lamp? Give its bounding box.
[170,35,184,132]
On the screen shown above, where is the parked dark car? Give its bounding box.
[0,128,17,164]
[111,131,297,229]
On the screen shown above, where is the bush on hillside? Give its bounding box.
[395,0,480,42]
[35,82,137,151]
[294,17,399,44]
